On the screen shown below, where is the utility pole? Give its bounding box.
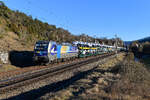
[115,34,118,54]
[94,35,97,43]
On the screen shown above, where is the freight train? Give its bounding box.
[33,41,124,64]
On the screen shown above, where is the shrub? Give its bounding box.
[0,34,3,39]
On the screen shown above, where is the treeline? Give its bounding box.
[0,1,123,46]
[130,41,150,54]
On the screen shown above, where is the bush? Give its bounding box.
[126,52,134,60]
[0,34,3,39]
[142,42,150,54]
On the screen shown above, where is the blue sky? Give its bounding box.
[1,0,150,41]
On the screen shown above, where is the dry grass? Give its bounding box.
[97,53,125,71]
[38,53,150,100]
[109,52,150,100]
[0,24,34,51]
[0,64,20,72]
[0,32,34,51]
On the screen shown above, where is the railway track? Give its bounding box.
[0,53,115,93]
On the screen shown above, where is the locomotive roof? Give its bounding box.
[36,40,49,44]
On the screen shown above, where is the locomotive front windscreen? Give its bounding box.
[34,42,49,51]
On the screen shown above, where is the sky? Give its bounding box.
[1,0,150,41]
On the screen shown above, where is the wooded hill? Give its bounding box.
[0,1,123,46]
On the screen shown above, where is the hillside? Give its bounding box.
[0,1,123,51]
[125,36,150,45]
[0,1,75,48]
[138,37,150,43]
[129,36,150,55]
[124,41,132,46]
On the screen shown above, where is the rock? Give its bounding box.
[97,78,108,86]
[104,72,114,77]
[116,74,121,78]
[93,86,99,92]
[87,84,99,93]
[0,51,9,64]
[97,78,105,84]
[103,81,108,86]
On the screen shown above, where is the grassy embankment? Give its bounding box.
[38,53,150,100]
[110,52,150,100]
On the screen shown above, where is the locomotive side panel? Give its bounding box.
[59,46,78,59]
[47,42,57,62]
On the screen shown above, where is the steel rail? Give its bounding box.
[0,53,115,93]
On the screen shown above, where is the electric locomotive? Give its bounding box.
[33,41,78,64]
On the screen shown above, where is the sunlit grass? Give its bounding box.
[0,64,20,72]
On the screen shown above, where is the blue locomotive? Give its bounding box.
[33,41,78,64]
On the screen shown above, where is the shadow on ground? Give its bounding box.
[4,57,123,100]
[4,67,97,100]
[9,51,35,67]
